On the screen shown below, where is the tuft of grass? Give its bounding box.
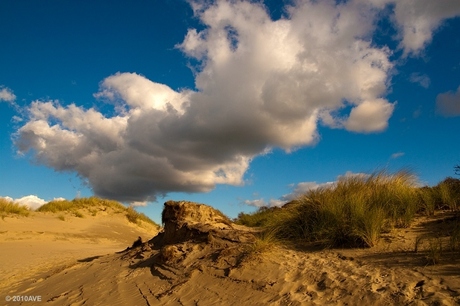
[417,187,437,216]
[236,206,282,227]
[426,238,443,265]
[73,211,84,218]
[236,170,421,248]
[126,206,158,226]
[450,220,460,251]
[249,229,279,255]
[437,178,460,211]
[57,214,66,221]
[0,198,30,218]
[419,178,460,212]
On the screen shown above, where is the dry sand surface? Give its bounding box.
[0,208,159,294]
[1,202,460,305]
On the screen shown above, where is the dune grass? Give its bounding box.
[0,198,30,218]
[37,197,126,213]
[416,177,460,215]
[125,206,158,226]
[37,197,158,227]
[236,171,459,248]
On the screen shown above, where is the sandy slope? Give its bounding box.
[0,210,159,292]
[1,203,460,306]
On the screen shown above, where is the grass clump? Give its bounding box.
[413,214,460,265]
[248,229,279,255]
[38,199,75,213]
[236,206,284,227]
[416,177,460,214]
[126,206,158,226]
[73,211,84,218]
[237,170,420,248]
[37,197,158,227]
[0,198,30,218]
[38,197,126,214]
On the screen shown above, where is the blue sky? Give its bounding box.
[1,0,460,223]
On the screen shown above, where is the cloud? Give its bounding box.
[344,99,395,132]
[1,195,49,210]
[245,180,334,208]
[388,0,460,56]
[436,86,460,117]
[244,171,369,208]
[409,73,430,89]
[130,201,148,207]
[390,152,405,159]
[244,198,278,208]
[13,0,459,203]
[0,87,16,103]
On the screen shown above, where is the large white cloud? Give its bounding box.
[13,0,460,203]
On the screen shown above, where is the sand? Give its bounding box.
[0,209,158,293]
[1,203,460,305]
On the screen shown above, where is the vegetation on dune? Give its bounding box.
[37,197,159,227]
[37,197,126,214]
[236,171,460,248]
[0,198,30,218]
[125,206,158,226]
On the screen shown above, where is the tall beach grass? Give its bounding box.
[238,171,431,248]
[0,198,30,218]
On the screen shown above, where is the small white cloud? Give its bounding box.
[344,99,395,133]
[413,106,422,118]
[436,86,460,117]
[0,87,16,103]
[244,198,284,208]
[244,180,334,208]
[337,171,370,181]
[1,195,46,210]
[1,195,66,210]
[391,152,405,159]
[130,201,147,207]
[279,181,334,202]
[1,196,14,202]
[409,73,430,88]
[244,198,269,208]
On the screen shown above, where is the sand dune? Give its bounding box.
[1,202,460,305]
[0,208,159,292]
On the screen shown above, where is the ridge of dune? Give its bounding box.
[1,201,460,305]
